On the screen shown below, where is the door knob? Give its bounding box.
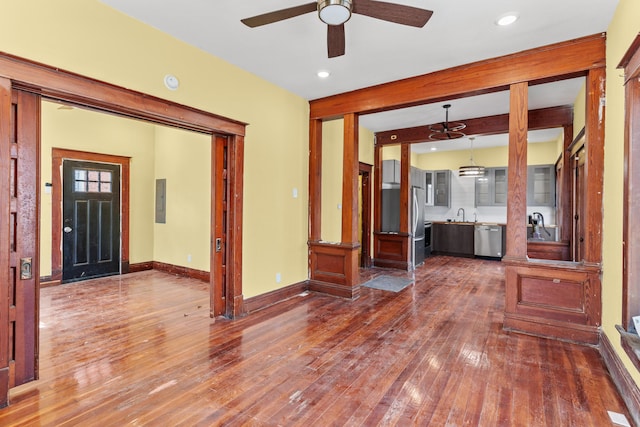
[64,226,73,233]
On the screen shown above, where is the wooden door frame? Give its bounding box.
[48,149,130,285]
[359,162,372,268]
[0,53,246,319]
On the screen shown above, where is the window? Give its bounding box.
[620,34,640,369]
[74,168,112,193]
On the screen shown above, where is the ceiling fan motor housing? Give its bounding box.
[318,0,353,25]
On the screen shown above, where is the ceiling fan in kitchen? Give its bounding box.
[241,0,433,58]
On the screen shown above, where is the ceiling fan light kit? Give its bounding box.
[429,104,466,140]
[240,0,433,58]
[318,0,352,25]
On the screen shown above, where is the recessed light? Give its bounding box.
[430,147,437,151]
[496,12,519,26]
[317,70,330,79]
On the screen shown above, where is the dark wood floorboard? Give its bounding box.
[0,256,631,426]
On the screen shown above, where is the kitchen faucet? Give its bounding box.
[457,208,465,223]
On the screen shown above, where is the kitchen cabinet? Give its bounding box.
[433,170,451,207]
[382,159,400,184]
[475,167,508,206]
[425,171,434,205]
[411,166,425,189]
[432,223,474,256]
[527,165,556,206]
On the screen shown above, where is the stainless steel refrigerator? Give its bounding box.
[381,186,426,268]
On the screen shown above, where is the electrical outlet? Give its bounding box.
[292,187,298,198]
[276,273,282,283]
[187,254,192,263]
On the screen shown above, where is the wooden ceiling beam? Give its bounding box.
[375,105,573,145]
[309,33,605,120]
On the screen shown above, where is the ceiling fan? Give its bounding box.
[241,0,433,58]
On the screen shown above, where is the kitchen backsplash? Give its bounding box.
[424,170,556,225]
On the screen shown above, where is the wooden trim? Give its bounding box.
[621,33,640,334]
[503,260,601,344]
[600,331,640,426]
[244,281,309,313]
[151,261,209,283]
[567,126,586,155]
[618,33,640,82]
[309,242,360,299]
[310,34,605,119]
[0,52,247,136]
[583,67,606,264]
[0,78,11,407]
[342,113,359,244]
[309,119,322,241]
[504,82,529,261]
[375,105,574,145]
[373,232,411,271]
[558,125,574,243]
[226,134,245,318]
[128,262,154,273]
[51,149,130,282]
[211,135,226,318]
[359,162,372,268]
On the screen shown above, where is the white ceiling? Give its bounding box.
[99,0,617,151]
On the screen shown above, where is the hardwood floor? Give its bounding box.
[0,256,630,426]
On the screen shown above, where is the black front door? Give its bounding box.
[62,160,121,282]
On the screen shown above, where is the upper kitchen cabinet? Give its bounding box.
[382,159,400,184]
[527,165,556,206]
[411,166,425,189]
[382,160,425,189]
[475,167,508,206]
[433,170,451,207]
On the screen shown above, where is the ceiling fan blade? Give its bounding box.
[327,24,346,58]
[241,2,317,28]
[353,0,433,27]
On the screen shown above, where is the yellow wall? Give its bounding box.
[602,0,640,387]
[415,141,558,170]
[40,101,157,274]
[153,127,211,272]
[321,119,375,243]
[2,0,310,297]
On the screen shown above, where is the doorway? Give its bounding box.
[62,160,121,282]
[359,162,372,268]
[0,53,247,407]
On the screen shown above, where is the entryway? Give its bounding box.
[62,159,121,282]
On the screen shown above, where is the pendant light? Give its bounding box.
[459,137,485,177]
[429,104,466,140]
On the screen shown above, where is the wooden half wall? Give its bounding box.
[309,34,607,344]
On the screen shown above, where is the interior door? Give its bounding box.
[0,84,40,407]
[573,147,586,262]
[211,135,227,317]
[62,160,121,282]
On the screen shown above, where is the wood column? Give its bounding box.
[0,77,10,409]
[226,134,245,318]
[583,67,606,265]
[341,113,359,244]
[400,144,410,235]
[504,82,529,260]
[559,125,574,243]
[309,119,322,242]
[308,114,360,299]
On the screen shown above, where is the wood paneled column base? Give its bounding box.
[0,367,8,408]
[503,258,601,344]
[309,241,360,299]
[373,232,411,270]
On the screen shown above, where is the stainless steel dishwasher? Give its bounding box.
[474,224,503,257]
